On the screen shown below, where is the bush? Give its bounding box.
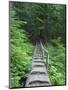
[46,38,65,85]
[10,12,34,88]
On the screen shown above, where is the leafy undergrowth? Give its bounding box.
[10,14,34,88]
[46,38,65,85]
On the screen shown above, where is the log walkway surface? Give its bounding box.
[25,41,51,87]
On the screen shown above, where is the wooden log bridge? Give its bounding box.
[25,41,51,87]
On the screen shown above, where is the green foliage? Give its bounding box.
[12,2,65,43]
[46,38,65,85]
[10,8,33,88]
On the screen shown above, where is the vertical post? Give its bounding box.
[46,53,49,71]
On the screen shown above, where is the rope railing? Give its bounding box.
[40,41,49,70]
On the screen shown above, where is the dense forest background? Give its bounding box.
[9,2,66,88]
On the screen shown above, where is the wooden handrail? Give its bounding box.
[40,41,49,70]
